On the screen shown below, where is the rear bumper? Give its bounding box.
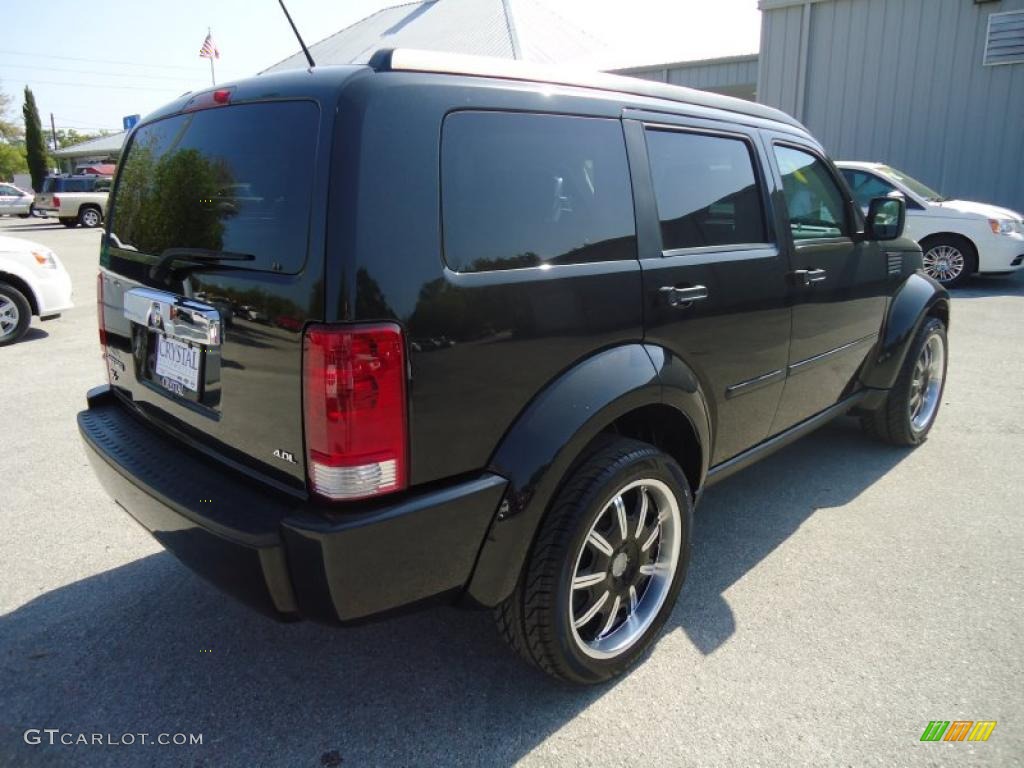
[78,386,507,623]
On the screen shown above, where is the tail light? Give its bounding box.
[52,195,61,207]
[303,323,408,501]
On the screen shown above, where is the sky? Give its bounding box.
[0,0,761,137]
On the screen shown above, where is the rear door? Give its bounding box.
[625,114,791,465]
[99,98,328,491]
[765,140,888,432]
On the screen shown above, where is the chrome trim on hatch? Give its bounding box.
[123,287,222,346]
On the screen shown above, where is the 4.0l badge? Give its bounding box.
[273,449,296,464]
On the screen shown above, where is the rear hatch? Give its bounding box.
[98,93,330,492]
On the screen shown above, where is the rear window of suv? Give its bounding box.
[441,111,637,273]
[42,177,105,193]
[108,100,319,274]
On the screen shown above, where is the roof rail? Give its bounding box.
[368,48,804,130]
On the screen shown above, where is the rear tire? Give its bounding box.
[78,205,102,228]
[59,217,77,228]
[861,317,947,446]
[494,437,693,684]
[920,235,976,288]
[0,282,32,346]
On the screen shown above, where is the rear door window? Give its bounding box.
[840,169,898,209]
[108,101,319,273]
[645,129,769,251]
[441,111,636,273]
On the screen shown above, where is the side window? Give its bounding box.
[773,145,849,240]
[840,169,898,209]
[441,111,636,273]
[645,129,768,251]
[0,185,15,196]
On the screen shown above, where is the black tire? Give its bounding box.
[862,317,947,446]
[78,205,102,228]
[495,437,694,684]
[0,282,32,346]
[920,235,977,288]
[59,217,77,228]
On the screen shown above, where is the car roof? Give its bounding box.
[835,161,887,170]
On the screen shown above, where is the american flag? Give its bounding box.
[199,33,220,60]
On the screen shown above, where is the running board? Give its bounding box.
[705,392,869,487]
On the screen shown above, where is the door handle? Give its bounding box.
[659,285,709,308]
[791,268,827,286]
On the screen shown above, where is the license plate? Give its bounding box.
[155,335,201,392]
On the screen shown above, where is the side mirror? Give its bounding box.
[866,195,906,241]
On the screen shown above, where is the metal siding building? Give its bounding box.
[758,0,1024,212]
[611,54,760,100]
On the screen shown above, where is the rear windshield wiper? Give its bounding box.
[149,248,255,284]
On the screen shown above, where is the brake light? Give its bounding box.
[183,87,234,112]
[97,272,109,380]
[303,323,408,501]
[52,195,60,207]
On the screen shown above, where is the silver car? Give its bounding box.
[0,184,34,218]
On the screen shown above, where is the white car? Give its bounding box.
[0,235,73,345]
[837,161,1024,287]
[0,184,35,218]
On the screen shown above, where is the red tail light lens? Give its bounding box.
[303,323,408,501]
[52,195,61,207]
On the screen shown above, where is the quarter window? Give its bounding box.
[441,112,636,273]
[773,145,848,240]
[645,129,768,251]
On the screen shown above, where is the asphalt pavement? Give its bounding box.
[0,215,1021,767]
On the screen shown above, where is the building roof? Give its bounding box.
[262,0,609,73]
[53,131,127,158]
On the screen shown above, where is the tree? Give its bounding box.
[22,87,49,190]
[0,82,22,142]
[0,141,28,181]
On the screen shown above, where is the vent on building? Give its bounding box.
[984,10,1024,66]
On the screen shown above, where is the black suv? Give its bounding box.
[80,50,949,684]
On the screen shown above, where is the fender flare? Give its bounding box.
[860,272,950,390]
[464,343,711,607]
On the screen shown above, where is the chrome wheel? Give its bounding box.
[909,332,945,432]
[80,208,101,227]
[0,295,20,339]
[569,478,681,660]
[923,244,965,284]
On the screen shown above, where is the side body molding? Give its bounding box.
[465,343,711,607]
[860,272,950,390]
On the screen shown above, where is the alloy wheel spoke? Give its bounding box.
[574,590,610,628]
[572,571,607,590]
[587,530,614,557]
[641,525,660,553]
[613,495,628,542]
[639,563,662,577]
[597,595,622,639]
[628,585,639,614]
[635,487,649,538]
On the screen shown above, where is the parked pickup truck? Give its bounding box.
[34,174,111,228]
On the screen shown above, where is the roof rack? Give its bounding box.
[368,48,803,130]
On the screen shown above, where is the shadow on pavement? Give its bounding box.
[13,328,49,345]
[951,271,1024,299]
[0,419,909,767]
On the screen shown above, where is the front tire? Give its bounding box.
[862,317,947,446]
[921,235,976,288]
[0,282,32,346]
[495,437,693,684]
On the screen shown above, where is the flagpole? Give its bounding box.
[208,27,216,86]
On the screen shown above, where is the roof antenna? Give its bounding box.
[277,0,316,69]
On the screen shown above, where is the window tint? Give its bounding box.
[646,129,768,251]
[0,185,16,195]
[442,112,636,273]
[840,169,898,209]
[774,146,848,240]
[109,101,319,273]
